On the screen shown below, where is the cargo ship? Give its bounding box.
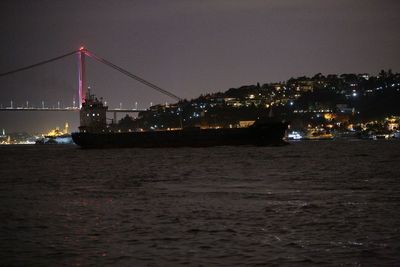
[72,92,288,148]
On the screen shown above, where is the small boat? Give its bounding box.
[303,129,334,140]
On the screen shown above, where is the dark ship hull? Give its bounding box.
[72,121,288,148]
[73,91,288,148]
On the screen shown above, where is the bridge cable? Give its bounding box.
[0,48,183,102]
[84,49,182,102]
[0,50,78,77]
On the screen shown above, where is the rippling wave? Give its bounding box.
[0,140,399,266]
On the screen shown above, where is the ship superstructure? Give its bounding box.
[78,91,108,133]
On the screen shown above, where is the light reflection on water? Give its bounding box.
[0,140,399,266]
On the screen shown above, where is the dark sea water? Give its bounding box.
[0,140,399,266]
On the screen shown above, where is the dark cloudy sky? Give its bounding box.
[0,0,399,132]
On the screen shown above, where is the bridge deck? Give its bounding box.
[0,108,147,112]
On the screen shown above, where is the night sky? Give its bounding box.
[1,0,399,133]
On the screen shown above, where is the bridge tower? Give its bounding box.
[78,47,86,107]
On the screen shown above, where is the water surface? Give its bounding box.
[0,140,399,266]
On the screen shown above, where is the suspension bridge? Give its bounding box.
[0,47,182,114]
